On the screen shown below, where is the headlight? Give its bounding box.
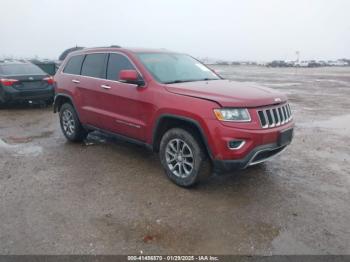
[214,108,251,122]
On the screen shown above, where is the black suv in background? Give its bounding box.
[0,60,55,105]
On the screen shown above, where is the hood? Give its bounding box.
[164,80,287,107]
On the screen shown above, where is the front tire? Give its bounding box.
[59,103,87,142]
[159,128,211,187]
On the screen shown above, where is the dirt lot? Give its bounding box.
[0,66,349,255]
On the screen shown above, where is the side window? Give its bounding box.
[81,53,107,78]
[63,55,85,75]
[107,53,137,81]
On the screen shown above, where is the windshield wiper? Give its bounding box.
[164,78,220,84]
[195,78,223,81]
[164,80,196,84]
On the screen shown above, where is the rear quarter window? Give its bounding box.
[63,55,85,75]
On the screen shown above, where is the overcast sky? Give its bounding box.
[1,0,349,61]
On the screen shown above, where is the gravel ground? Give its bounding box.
[0,66,349,255]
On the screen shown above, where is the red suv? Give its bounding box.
[54,47,294,187]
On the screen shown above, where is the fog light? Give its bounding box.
[228,140,245,150]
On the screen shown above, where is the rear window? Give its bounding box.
[0,63,45,75]
[81,53,107,78]
[63,55,85,75]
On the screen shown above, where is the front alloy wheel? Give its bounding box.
[160,128,211,187]
[165,138,194,178]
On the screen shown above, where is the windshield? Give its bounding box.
[0,63,45,76]
[137,53,220,84]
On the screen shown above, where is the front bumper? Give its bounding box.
[204,119,294,172]
[0,85,54,102]
[212,143,288,172]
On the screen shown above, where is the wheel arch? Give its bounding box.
[152,114,213,159]
[53,93,78,114]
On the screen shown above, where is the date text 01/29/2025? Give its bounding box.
[127,255,219,261]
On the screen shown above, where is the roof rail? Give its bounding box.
[90,45,122,48]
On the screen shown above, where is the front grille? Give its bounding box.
[257,103,292,128]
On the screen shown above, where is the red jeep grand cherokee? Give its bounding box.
[54,47,294,187]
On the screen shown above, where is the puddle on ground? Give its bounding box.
[0,138,43,157]
[0,139,13,149]
[2,131,53,145]
[15,145,43,157]
[263,82,301,87]
[271,230,318,254]
[299,114,350,136]
[3,136,32,144]
[315,79,350,86]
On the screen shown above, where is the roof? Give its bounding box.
[66,47,178,56]
[123,48,176,54]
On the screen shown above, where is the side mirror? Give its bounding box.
[119,70,144,86]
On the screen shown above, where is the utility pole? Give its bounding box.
[296,51,300,62]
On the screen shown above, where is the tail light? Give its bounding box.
[0,78,18,87]
[43,76,54,85]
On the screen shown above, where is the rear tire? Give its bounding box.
[59,103,87,142]
[159,128,211,187]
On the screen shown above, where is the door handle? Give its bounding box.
[101,84,111,89]
[72,79,80,84]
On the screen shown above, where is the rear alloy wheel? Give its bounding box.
[62,110,75,136]
[59,103,87,142]
[160,128,211,187]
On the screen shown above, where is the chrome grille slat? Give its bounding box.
[282,106,287,120]
[285,106,289,118]
[266,109,274,127]
[287,104,292,120]
[262,111,269,128]
[273,108,280,126]
[279,107,284,124]
[270,109,276,127]
[285,105,289,118]
[257,103,292,129]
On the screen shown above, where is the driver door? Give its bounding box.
[97,53,147,141]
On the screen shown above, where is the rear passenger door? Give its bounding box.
[60,55,87,121]
[97,53,146,141]
[78,53,108,128]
